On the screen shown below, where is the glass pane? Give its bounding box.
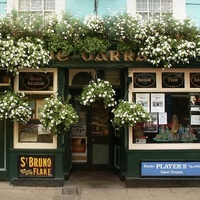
[149,0,160,12]
[136,0,147,12]
[19,0,30,10]
[31,0,42,10]
[44,0,55,10]
[161,0,173,12]
[92,100,109,136]
[92,144,109,164]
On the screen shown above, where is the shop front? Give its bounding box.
[126,67,200,187]
[1,52,200,187]
[3,57,128,186]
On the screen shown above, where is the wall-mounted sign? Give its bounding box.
[190,73,200,88]
[19,72,53,91]
[134,73,156,88]
[141,161,200,177]
[162,72,184,88]
[18,155,54,178]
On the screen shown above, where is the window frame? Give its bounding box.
[13,68,58,149]
[128,68,200,150]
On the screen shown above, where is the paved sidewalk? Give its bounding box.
[0,171,200,200]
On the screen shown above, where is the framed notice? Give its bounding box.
[151,93,165,112]
[159,112,167,125]
[135,93,150,112]
[191,115,200,125]
[144,113,158,133]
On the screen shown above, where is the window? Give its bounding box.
[18,0,55,19]
[14,68,58,149]
[136,0,173,20]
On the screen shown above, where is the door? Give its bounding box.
[87,100,113,169]
[71,91,113,170]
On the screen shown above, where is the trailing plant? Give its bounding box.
[111,100,150,129]
[78,78,116,108]
[39,94,79,135]
[0,91,32,123]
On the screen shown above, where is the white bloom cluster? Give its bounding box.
[39,94,79,135]
[79,79,116,108]
[0,91,32,123]
[84,15,105,34]
[111,100,150,128]
[0,36,51,73]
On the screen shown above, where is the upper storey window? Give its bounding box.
[136,0,173,20]
[18,0,55,18]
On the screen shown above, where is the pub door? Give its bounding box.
[87,100,113,170]
[71,92,114,170]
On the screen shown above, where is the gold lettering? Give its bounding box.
[48,168,52,176]
[95,52,109,62]
[136,55,147,62]
[29,157,34,167]
[34,158,38,167]
[124,51,135,61]
[20,157,26,167]
[109,50,120,61]
[56,51,69,61]
[82,53,94,61]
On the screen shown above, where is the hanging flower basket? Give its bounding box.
[78,78,116,108]
[111,100,150,129]
[0,91,32,123]
[39,94,79,135]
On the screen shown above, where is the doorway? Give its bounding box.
[71,92,114,170]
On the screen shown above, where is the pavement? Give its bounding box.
[1,171,200,200]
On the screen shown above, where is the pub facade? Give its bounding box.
[1,49,200,187]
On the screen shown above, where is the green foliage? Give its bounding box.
[0,11,200,72]
[78,78,116,108]
[111,100,150,129]
[0,91,32,123]
[39,94,79,135]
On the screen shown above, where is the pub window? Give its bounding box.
[14,69,57,148]
[18,0,55,20]
[136,0,173,21]
[133,92,200,144]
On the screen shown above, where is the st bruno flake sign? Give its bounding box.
[18,155,54,178]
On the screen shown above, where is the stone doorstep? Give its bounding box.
[125,178,200,188]
[11,178,64,187]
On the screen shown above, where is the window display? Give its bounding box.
[133,92,200,144]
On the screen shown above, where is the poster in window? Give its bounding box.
[72,137,87,163]
[191,115,200,125]
[159,112,167,125]
[36,100,44,119]
[144,113,158,133]
[135,93,150,112]
[151,93,165,112]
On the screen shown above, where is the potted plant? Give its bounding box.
[78,78,116,108]
[111,100,150,129]
[0,90,32,123]
[39,94,79,135]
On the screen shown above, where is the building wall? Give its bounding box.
[66,0,127,17]
[186,0,200,27]
[0,0,6,15]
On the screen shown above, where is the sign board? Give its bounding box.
[133,73,156,88]
[19,72,53,91]
[18,155,54,178]
[141,161,200,177]
[162,72,184,88]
